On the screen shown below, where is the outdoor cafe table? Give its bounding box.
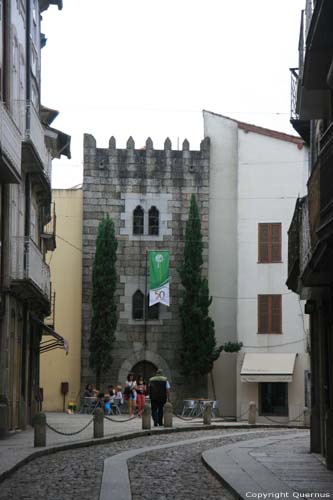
[182,399,216,418]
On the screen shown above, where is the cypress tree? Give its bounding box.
[89,214,118,388]
[179,194,222,376]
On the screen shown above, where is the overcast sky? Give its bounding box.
[41,0,305,188]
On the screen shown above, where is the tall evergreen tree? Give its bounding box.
[89,214,118,388]
[179,194,222,376]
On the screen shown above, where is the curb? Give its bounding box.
[0,423,308,484]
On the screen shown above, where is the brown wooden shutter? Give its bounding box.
[259,223,282,263]
[271,223,282,262]
[271,295,282,333]
[258,224,269,262]
[258,294,282,333]
[258,295,269,333]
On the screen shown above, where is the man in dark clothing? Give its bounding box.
[148,368,170,426]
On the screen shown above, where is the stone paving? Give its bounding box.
[0,413,332,500]
[0,427,296,500]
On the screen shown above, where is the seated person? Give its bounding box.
[83,383,96,398]
[103,395,111,415]
[107,385,115,402]
[114,385,123,405]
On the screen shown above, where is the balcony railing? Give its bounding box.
[0,101,22,176]
[299,197,312,275]
[11,236,51,301]
[290,68,299,120]
[25,102,50,172]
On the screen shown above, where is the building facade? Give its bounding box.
[0,0,70,435]
[40,188,82,411]
[81,134,210,405]
[287,0,333,467]
[204,110,310,423]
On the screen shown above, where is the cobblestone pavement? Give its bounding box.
[0,428,299,500]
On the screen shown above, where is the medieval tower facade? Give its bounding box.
[81,134,210,403]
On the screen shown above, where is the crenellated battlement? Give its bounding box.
[84,134,210,164]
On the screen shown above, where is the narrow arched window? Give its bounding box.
[148,206,159,235]
[133,206,144,235]
[132,290,144,320]
[146,295,159,320]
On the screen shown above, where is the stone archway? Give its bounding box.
[131,361,157,383]
[118,350,171,387]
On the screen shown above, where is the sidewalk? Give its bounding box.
[203,431,333,498]
[0,411,250,480]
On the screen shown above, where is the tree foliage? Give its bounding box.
[89,215,118,388]
[179,194,223,376]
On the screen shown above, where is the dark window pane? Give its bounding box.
[148,206,159,236]
[145,295,159,320]
[259,382,288,416]
[132,290,144,320]
[133,206,144,235]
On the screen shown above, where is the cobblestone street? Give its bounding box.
[0,428,309,500]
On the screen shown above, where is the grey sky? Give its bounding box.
[41,0,305,188]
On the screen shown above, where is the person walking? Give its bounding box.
[148,368,170,427]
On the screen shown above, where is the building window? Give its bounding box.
[259,382,288,416]
[148,206,159,235]
[258,223,282,263]
[132,290,144,320]
[133,206,144,235]
[258,295,282,334]
[146,295,159,320]
[132,291,159,321]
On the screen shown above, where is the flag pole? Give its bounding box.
[144,249,148,382]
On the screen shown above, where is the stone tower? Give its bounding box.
[82,134,210,404]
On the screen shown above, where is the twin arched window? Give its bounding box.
[132,205,159,236]
[132,290,159,320]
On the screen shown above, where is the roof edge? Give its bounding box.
[203,109,304,146]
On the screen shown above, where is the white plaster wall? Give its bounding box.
[204,111,238,344]
[237,128,309,352]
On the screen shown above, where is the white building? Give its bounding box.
[204,110,310,423]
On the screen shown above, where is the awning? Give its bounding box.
[240,353,297,383]
[33,316,69,354]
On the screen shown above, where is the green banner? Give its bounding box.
[149,251,170,306]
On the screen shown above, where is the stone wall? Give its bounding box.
[82,135,210,405]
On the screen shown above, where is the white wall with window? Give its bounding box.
[204,110,310,421]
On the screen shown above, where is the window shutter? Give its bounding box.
[271,295,282,333]
[258,295,269,333]
[258,223,282,263]
[271,223,281,262]
[258,224,270,262]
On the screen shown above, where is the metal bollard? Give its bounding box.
[248,401,256,425]
[163,401,173,428]
[303,406,310,427]
[203,402,212,425]
[142,399,152,430]
[33,412,46,447]
[94,408,104,438]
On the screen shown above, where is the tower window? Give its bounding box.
[148,206,159,236]
[132,290,144,320]
[133,206,144,235]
